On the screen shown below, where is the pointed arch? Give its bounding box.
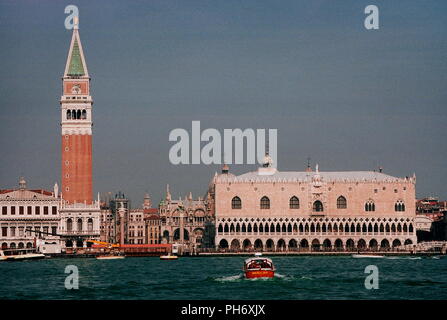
[289,196,300,209]
[313,200,323,212]
[337,196,347,209]
[260,196,270,209]
[231,196,242,209]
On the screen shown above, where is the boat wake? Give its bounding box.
[213,273,293,282]
[384,256,422,260]
[214,274,244,282]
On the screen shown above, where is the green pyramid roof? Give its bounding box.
[67,38,85,76]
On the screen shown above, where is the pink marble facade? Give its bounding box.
[213,164,417,251]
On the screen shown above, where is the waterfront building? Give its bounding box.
[100,204,115,243]
[127,209,145,244]
[415,197,447,241]
[100,193,158,245]
[159,186,215,253]
[107,192,130,245]
[145,211,161,244]
[141,193,160,244]
[0,178,60,251]
[212,156,417,252]
[58,17,100,249]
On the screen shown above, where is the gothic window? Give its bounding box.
[76,110,81,120]
[77,218,83,231]
[231,196,241,209]
[313,200,323,212]
[395,200,405,212]
[260,196,270,209]
[365,200,375,212]
[66,110,71,120]
[337,196,347,209]
[81,110,87,120]
[72,109,76,119]
[289,196,300,209]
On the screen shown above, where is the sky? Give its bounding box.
[0,0,446,206]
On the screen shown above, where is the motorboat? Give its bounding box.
[160,243,179,260]
[0,249,45,261]
[96,251,125,260]
[160,254,178,260]
[96,255,125,260]
[352,254,384,259]
[243,254,275,279]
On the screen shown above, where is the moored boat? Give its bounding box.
[96,251,125,260]
[160,254,178,260]
[0,249,45,261]
[96,255,125,260]
[352,254,384,259]
[243,254,275,279]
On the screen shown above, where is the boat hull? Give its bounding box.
[96,256,125,260]
[160,255,178,260]
[352,254,384,259]
[244,270,275,279]
[0,253,45,261]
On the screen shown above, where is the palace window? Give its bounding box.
[44,206,48,215]
[289,196,300,209]
[313,200,323,212]
[395,200,405,212]
[260,196,270,209]
[52,206,57,215]
[11,207,16,215]
[19,206,24,215]
[88,218,93,232]
[365,200,375,212]
[67,219,73,232]
[231,196,242,209]
[337,196,347,209]
[2,207,6,215]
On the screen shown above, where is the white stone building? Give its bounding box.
[0,178,61,251]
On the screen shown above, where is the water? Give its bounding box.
[1,255,446,299]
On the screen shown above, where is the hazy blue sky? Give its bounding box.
[0,0,446,205]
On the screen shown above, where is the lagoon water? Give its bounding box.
[1,256,446,300]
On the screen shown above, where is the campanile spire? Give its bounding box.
[60,19,93,204]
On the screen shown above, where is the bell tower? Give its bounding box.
[60,16,93,204]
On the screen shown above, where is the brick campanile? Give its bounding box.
[60,17,93,204]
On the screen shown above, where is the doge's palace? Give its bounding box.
[213,155,417,252]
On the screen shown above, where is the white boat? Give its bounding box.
[352,254,384,259]
[96,255,125,260]
[0,249,45,261]
[160,254,178,260]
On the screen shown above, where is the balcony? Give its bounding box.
[61,230,100,236]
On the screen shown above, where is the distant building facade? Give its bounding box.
[99,193,159,245]
[0,178,60,250]
[142,194,160,244]
[213,157,417,252]
[159,186,215,253]
[415,197,446,241]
